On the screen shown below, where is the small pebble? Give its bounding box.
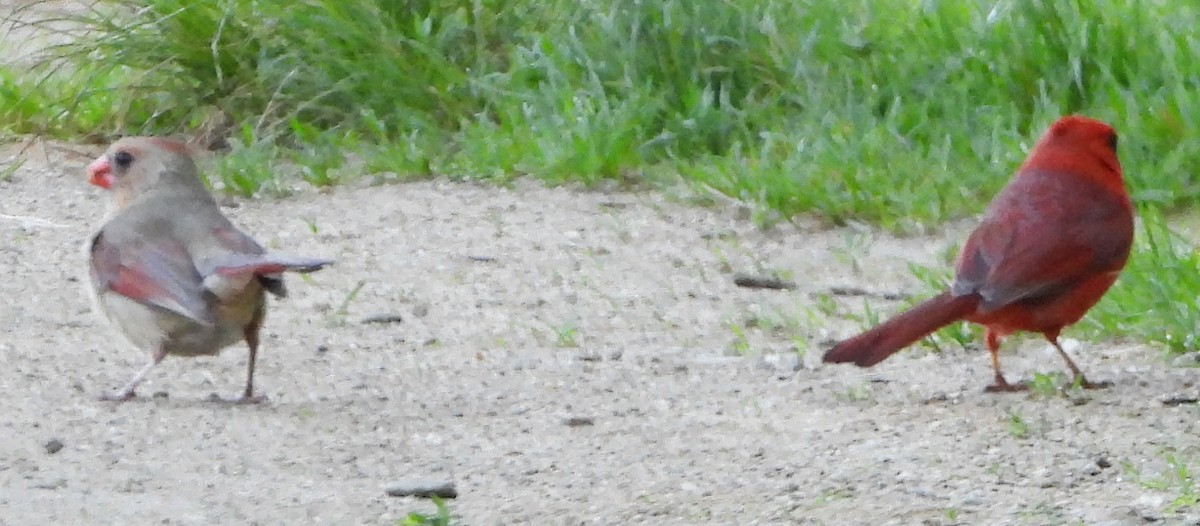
[413,303,430,318]
[361,313,404,325]
[958,491,985,507]
[44,438,63,454]
[693,356,741,366]
[1076,459,1102,476]
[1170,352,1200,368]
[384,479,457,498]
[733,274,797,290]
[757,353,801,373]
[1162,395,1199,407]
[33,479,66,490]
[563,416,594,427]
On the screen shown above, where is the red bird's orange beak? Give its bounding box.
[88,157,114,189]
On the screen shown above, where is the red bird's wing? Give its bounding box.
[953,169,1133,312]
[89,230,215,325]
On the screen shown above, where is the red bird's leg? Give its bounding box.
[983,329,1026,393]
[101,346,167,401]
[1046,335,1112,390]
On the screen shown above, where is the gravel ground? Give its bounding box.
[1,140,1199,525]
[4,3,1200,524]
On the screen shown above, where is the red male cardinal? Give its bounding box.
[823,115,1133,392]
[85,137,332,402]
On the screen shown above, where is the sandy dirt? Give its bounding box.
[4,3,1200,525]
[1,139,1198,526]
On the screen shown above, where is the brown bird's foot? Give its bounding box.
[99,389,137,402]
[236,394,268,405]
[205,392,269,405]
[1074,376,1113,390]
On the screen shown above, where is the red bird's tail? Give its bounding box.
[823,292,979,367]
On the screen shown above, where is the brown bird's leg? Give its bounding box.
[101,346,167,401]
[983,329,1026,393]
[1045,333,1112,390]
[238,310,268,404]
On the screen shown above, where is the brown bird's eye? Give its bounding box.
[1107,133,1118,151]
[114,150,134,169]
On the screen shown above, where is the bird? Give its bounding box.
[822,115,1133,392]
[84,137,333,403]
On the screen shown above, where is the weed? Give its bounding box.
[1028,371,1069,398]
[0,158,23,181]
[554,320,579,348]
[327,280,366,326]
[1124,450,1200,514]
[727,322,751,355]
[1006,410,1029,439]
[944,507,959,522]
[397,497,454,526]
[838,382,872,403]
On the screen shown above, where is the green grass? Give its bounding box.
[8,0,1200,211]
[1123,450,1200,514]
[1005,410,1030,439]
[1084,210,1200,353]
[895,209,1200,357]
[397,497,455,526]
[5,0,1200,352]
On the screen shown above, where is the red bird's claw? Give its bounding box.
[983,382,1029,393]
[1078,378,1113,390]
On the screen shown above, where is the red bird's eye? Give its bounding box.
[1107,133,1118,150]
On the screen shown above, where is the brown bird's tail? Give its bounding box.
[823,292,979,367]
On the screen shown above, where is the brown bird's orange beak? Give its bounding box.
[88,156,114,189]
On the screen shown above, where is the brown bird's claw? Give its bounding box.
[236,394,268,405]
[206,392,269,405]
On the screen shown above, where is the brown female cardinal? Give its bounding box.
[85,137,332,403]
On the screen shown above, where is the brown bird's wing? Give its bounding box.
[209,254,334,275]
[952,169,1133,312]
[199,222,290,297]
[89,229,215,324]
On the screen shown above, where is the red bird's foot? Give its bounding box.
[984,381,1029,393]
[99,390,137,402]
[1075,377,1113,390]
